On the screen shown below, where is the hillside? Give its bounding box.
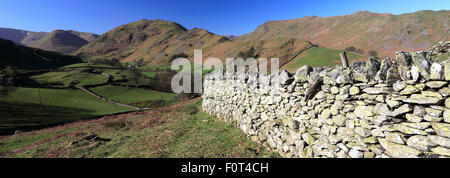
[202,37,315,67]
[75,19,189,63]
[238,10,449,57]
[31,30,91,54]
[20,32,50,46]
[75,19,315,66]
[0,38,81,70]
[66,30,99,42]
[281,47,366,71]
[0,28,49,46]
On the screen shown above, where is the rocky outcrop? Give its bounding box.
[202,46,450,158]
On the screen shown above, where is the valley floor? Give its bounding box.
[0,98,279,158]
[0,86,176,133]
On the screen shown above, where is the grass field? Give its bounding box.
[89,85,175,105]
[0,99,279,158]
[28,63,147,88]
[62,63,117,69]
[0,87,132,131]
[30,70,109,88]
[141,71,156,78]
[283,47,366,70]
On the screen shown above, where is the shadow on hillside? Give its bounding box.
[0,101,97,134]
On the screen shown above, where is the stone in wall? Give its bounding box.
[202,42,450,158]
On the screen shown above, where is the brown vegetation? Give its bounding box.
[238,10,449,57]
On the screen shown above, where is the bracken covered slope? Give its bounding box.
[66,30,99,43]
[75,19,315,66]
[238,10,449,57]
[75,19,189,64]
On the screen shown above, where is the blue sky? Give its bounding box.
[0,0,448,36]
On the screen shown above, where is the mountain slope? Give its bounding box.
[202,38,314,66]
[32,30,90,54]
[0,28,49,46]
[0,38,81,70]
[238,10,449,57]
[20,32,50,46]
[67,30,99,42]
[75,19,315,66]
[0,28,99,54]
[75,19,189,63]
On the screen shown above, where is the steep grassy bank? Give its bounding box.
[0,99,279,158]
[282,47,366,70]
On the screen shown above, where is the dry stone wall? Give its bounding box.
[202,42,450,158]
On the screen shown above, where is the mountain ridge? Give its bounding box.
[237,10,449,57]
[2,10,447,67]
[74,19,315,66]
[0,27,99,54]
[31,30,91,54]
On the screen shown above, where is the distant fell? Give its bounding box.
[238,10,449,57]
[0,27,49,46]
[20,32,50,46]
[32,30,91,54]
[0,28,99,54]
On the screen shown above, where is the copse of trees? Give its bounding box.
[170,53,188,62]
[123,65,176,92]
[127,65,142,88]
[368,50,378,57]
[344,46,365,55]
[345,47,378,57]
[237,46,259,59]
[135,58,145,67]
[0,66,20,97]
[147,68,200,99]
[149,69,177,92]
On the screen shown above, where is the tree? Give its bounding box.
[0,66,19,97]
[135,58,145,66]
[237,46,259,59]
[170,53,188,62]
[368,50,378,57]
[345,46,365,55]
[150,69,178,92]
[127,65,141,88]
[345,46,357,52]
[0,74,11,97]
[5,66,20,79]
